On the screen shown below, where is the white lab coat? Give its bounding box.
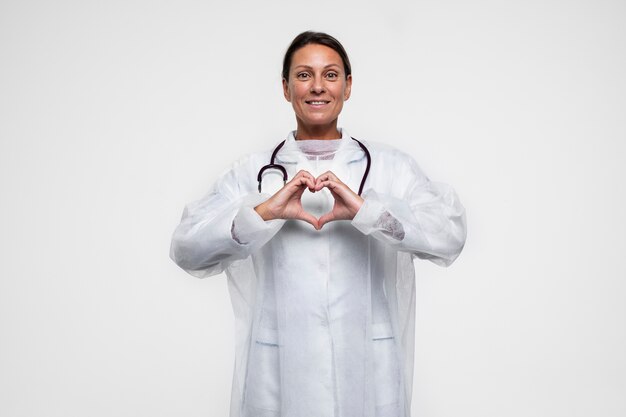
[170,128,466,417]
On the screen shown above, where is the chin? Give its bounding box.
[302,115,338,126]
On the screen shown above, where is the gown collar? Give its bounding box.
[275,128,366,164]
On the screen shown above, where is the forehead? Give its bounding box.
[290,43,343,70]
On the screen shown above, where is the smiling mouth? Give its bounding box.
[305,100,330,105]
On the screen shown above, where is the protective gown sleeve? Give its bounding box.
[351,154,466,266]
[170,158,285,278]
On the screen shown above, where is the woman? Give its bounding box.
[170,31,466,417]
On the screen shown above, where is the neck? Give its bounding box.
[295,121,341,140]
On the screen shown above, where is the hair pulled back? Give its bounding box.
[282,31,352,81]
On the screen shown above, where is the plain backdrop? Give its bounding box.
[1,0,625,416]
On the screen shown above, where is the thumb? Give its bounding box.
[317,212,335,230]
[296,211,320,230]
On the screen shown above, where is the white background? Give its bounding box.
[1,0,625,416]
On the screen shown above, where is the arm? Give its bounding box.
[169,160,285,278]
[351,156,467,267]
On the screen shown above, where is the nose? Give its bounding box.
[310,77,325,94]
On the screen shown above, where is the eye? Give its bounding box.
[296,72,310,80]
[326,72,339,80]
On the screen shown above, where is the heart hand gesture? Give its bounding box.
[254,170,364,230]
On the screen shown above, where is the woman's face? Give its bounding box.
[283,43,352,136]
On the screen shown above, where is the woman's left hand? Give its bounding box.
[314,171,364,229]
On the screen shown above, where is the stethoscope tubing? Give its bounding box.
[257,137,371,196]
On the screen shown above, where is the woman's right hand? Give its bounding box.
[254,170,320,229]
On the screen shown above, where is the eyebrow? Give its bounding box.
[293,64,341,70]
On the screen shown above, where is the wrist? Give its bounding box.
[254,202,274,221]
[351,196,365,216]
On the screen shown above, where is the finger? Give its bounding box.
[295,169,314,178]
[296,211,320,230]
[319,178,359,197]
[294,170,316,183]
[317,211,335,229]
[318,180,364,212]
[315,171,340,185]
[317,170,338,180]
[291,172,316,192]
[288,176,316,193]
[315,179,343,193]
[301,177,317,192]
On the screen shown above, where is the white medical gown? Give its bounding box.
[170,128,466,417]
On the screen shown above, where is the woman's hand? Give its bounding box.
[254,170,320,229]
[314,171,364,229]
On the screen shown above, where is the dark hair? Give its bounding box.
[282,31,352,81]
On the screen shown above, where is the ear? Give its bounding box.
[344,74,352,101]
[282,78,291,102]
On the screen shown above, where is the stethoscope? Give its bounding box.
[257,137,371,196]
